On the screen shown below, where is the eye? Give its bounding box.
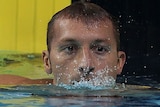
[91,45,110,55]
[62,45,78,55]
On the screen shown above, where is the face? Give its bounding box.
[43,19,126,85]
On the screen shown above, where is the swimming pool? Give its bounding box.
[0,52,160,106]
[0,83,160,107]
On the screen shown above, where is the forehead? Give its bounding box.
[51,19,115,43]
[51,19,116,45]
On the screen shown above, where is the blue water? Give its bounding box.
[0,77,160,107]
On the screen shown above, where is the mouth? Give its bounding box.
[71,67,116,87]
[55,66,116,88]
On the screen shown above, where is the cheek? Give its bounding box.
[95,54,118,69]
[94,58,118,79]
[50,55,78,74]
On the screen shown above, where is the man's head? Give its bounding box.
[43,2,126,85]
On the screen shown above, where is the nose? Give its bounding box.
[78,66,95,76]
[78,47,95,76]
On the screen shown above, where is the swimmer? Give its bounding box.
[0,1,126,85]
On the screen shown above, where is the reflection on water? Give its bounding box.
[47,96,122,107]
[0,83,160,106]
[0,92,45,107]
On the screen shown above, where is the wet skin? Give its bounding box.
[43,19,126,85]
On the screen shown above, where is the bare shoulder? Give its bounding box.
[0,74,53,85]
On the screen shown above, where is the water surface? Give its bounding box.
[0,82,160,107]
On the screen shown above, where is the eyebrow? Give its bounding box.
[91,39,110,44]
[58,38,80,47]
[60,38,79,43]
[58,38,110,47]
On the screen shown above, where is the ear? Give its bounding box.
[42,50,52,74]
[116,51,126,74]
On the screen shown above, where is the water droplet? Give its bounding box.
[56,65,60,68]
[56,56,60,59]
[131,19,134,22]
[48,83,52,85]
[73,60,77,64]
[127,21,131,24]
[125,78,127,83]
[117,28,120,32]
[146,53,149,56]
[114,66,117,70]
[127,56,131,59]
[107,38,111,41]
[122,83,126,88]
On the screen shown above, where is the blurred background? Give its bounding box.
[0,0,160,83]
[0,0,71,53]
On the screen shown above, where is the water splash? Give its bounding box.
[56,67,116,90]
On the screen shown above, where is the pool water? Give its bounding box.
[0,82,160,107]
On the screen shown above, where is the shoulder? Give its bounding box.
[0,74,53,85]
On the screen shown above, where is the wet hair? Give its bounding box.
[47,1,120,52]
